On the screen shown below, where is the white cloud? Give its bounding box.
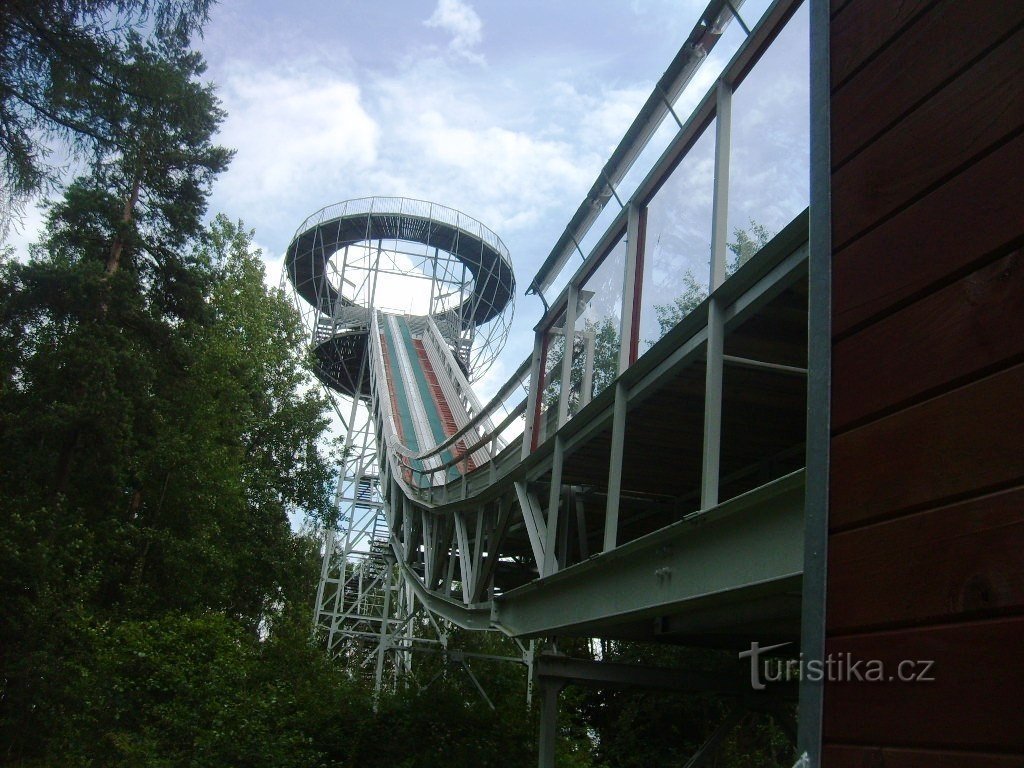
[545,82,651,163]
[357,60,655,243]
[391,111,593,221]
[201,7,745,365]
[212,64,379,233]
[424,0,484,63]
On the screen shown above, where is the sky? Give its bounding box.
[199,0,708,254]
[5,0,809,401]
[196,0,722,395]
[198,0,808,398]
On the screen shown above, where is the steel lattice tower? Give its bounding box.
[283,197,515,691]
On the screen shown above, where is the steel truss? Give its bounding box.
[285,197,521,695]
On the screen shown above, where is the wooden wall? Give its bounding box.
[823,0,1024,762]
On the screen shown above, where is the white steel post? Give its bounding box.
[537,679,560,768]
[603,382,627,551]
[602,202,643,552]
[373,557,393,699]
[702,80,732,510]
[522,332,545,459]
[617,203,642,375]
[543,436,564,577]
[313,522,335,627]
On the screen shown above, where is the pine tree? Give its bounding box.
[0,0,213,232]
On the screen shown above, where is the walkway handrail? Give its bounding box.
[370,308,529,491]
[416,397,527,479]
[527,0,749,296]
[412,352,531,462]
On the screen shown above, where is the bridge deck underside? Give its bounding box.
[559,297,807,536]
[383,221,810,647]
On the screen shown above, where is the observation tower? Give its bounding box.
[285,197,514,398]
[283,197,515,676]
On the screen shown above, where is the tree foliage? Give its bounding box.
[0,210,340,757]
[575,639,792,768]
[0,10,339,752]
[0,0,214,233]
[542,316,620,416]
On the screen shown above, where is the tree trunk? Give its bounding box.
[105,170,142,276]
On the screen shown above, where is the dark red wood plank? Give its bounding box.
[827,486,1024,633]
[829,363,1024,530]
[832,27,1024,248]
[833,0,1024,164]
[824,745,1024,767]
[831,0,937,89]
[832,132,1024,337]
[832,250,1024,430]
[823,617,1024,751]
[831,0,857,21]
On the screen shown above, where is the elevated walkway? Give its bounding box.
[368,213,809,647]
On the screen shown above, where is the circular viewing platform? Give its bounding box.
[285,197,515,396]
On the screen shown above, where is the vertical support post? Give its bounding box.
[701,80,732,510]
[399,494,409,559]
[543,436,564,577]
[356,567,364,616]
[444,530,458,597]
[799,0,832,763]
[313,528,334,627]
[557,284,579,427]
[522,331,545,459]
[558,486,572,567]
[472,508,485,594]
[537,679,561,768]
[429,243,438,315]
[617,203,642,375]
[421,511,433,585]
[454,512,473,604]
[403,583,415,677]
[525,640,536,708]
[373,556,394,699]
[603,382,627,551]
[710,80,732,292]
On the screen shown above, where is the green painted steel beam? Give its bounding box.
[390,538,493,631]
[494,470,804,638]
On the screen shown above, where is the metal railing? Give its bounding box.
[364,0,808,514]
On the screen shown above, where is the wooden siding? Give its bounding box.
[824,0,1024,760]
